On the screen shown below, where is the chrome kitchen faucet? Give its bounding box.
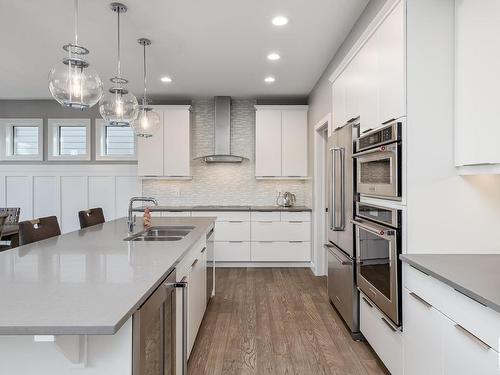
[127,196,159,232]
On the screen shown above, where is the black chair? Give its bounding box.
[18,216,61,246]
[78,208,105,229]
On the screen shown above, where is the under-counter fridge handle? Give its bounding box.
[165,281,188,375]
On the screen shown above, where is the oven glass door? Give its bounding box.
[354,219,400,325]
[355,143,400,199]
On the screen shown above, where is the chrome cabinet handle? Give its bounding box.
[361,296,373,308]
[409,292,432,308]
[381,317,397,332]
[258,221,273,223]
[229,221,243,223]
[454,324,492,350]
[201,247,206,254]
[164,281,188,375]
[191,258,199,267]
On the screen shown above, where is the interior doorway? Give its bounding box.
[312,114,331,276]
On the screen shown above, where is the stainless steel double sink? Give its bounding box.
[124,226,195,242]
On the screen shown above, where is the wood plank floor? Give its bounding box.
[188,268,389,375]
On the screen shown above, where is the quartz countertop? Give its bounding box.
[400,254,500,314]
[132,205,312,212]
[0,217,215,335]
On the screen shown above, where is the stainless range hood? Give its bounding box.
[198,96,247,163]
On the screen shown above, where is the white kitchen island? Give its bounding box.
[0,217,215,374]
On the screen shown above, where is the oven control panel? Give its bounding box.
[357,121,401,152]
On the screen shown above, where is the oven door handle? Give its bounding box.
[351,219,394,239]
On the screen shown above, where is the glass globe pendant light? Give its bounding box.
[132,38,161,138]
[48,0,103,109]
[99,3,138,126]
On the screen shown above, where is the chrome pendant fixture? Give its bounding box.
[132,38,161,138]
[48,0,103,109]
[99,3,138,126]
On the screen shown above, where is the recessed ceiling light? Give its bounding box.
[160,76,172,83]
[264,76,276,83]
[272,16,288,26]
[267,53,281,61]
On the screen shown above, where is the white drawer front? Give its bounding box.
[251,221,310,242]
[281,211,311,222]
[161,211,191,217]
[214,221,250,241]
[404,263,500,352]
[251,241,311,262]
[215,242,251,262]
[250,211,281,222]
[360,293,403,375]
[191,211,251,222]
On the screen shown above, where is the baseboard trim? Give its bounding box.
[215,261,313,268]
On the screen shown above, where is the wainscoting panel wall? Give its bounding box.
[0,165,140,233]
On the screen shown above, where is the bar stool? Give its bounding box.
[78,208,105,229]
[18,216,61,246]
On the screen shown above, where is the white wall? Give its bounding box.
[0,165,140,233]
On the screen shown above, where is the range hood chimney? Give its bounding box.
[199,96,247,163]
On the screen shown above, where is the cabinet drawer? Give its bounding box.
[214,221,250,241]
[404,264,500,351]
[281,211,311,222]
[360,292,403,375]
[250,211,281,222]
[251,221,310,241]
[161,211,191,217]
[191,211,250,222]
[251,241,310,262]
[215,242,251,262]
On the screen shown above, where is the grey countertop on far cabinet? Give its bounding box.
[132,205,312,212]
[401,254,500,314]
[0,217,215,335]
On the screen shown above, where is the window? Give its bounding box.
[95,119,137,160]
[0,119,43,161]
[48,119,90,160]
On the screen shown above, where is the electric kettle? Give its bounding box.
[276,191,296,207]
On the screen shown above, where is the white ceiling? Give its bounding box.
[0,0,368,99]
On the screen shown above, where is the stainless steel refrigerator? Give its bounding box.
[325,120,362,340]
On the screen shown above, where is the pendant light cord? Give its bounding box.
[116,7,121,78]
[143,43,147,103]
[73,0,79,45]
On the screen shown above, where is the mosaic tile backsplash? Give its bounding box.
[142,99,312,206]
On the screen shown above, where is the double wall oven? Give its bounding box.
[352,202,402,326]
[353,121,402,200]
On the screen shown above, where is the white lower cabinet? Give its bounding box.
[403,264,500,375]
[403,288,444,375]
[214,221,250,241]
[360,293,403,375]
[251,241,310,262]
[251,221,310,242]
[215,241,251,261]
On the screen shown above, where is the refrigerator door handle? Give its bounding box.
[332,146,345,231]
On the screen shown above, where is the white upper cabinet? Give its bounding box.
[255,106,308,178]
[164,109,190,177]
[377,1,405,124]
[281,110,308,177]
[137,106,191,178]
[137,112,164,176]
[255,109,282,177]
[455,0,500,168]
[332,73,347,129]
[331,1,405,134]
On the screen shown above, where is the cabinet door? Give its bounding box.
[403,288,444,375]
[137,112,164,176]
[164,109,190,177]
[443,315,499,375]
[332,73,347,129]
[188,247,206,356]
[255,110,282,176]
[176,269,189,373]
[377,1,405,123]
[345,54,361,122]
[281,110,308,177]
[358,33,380,133]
